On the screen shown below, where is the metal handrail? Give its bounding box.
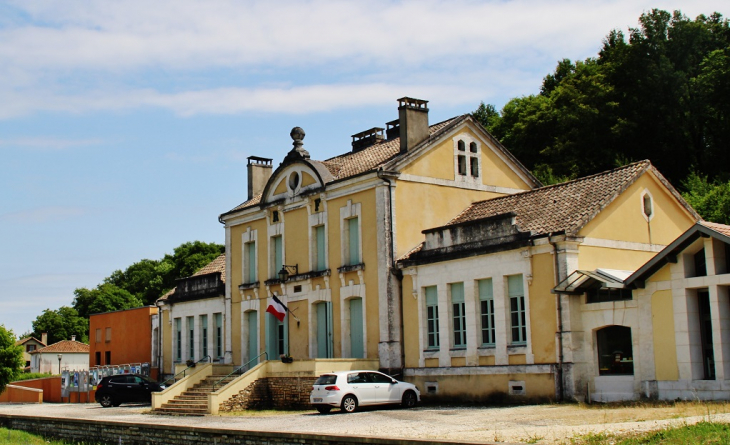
[162,355,211,387]
[212,352,268,391]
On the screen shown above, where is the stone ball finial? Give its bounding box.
[290,127,305,142]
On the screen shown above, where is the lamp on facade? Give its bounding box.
[278,264,299,282]
[57,354,62,374]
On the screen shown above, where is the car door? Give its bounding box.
[369,372,399,404]
[347,372,375,406]
[125,376,145,402]
[108,376,130,402]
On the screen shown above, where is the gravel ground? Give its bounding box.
[1,402,729,444]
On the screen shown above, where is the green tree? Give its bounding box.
[681,172,730,224]
[0,325,24,392]
[478,9,730,185]
[72,283,143,319]
[31,307,88,345]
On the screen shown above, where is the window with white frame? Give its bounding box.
[174,318,182,362]
[244,241,256,283]
[214,313,223,359]
[508,275,527,345]
[455,137,480,181]
[271,235,283,279]
[451,282,466,348]
[478,278,495,346]
[200,314,208,359]
[187,316,194,360]
[314,225,326,271]
[425,286,440,350]
[641,189,654,222]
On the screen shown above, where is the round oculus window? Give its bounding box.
[289,172,300,190]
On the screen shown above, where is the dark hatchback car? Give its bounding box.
[95,374,164,407]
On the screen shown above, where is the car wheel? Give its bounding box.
[316,406,332,414]
[99,395,114,408]
[341,395,358,413]
[401,390,417,408]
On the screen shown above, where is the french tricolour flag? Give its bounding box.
[266,295,287,322]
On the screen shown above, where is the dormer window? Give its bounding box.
[458,140,466,151]
[469,142,477,153]
[458,156,467,176]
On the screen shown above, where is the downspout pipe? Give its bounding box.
[549,233,565,401]
[378,168,404,374]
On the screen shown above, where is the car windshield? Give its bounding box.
[314,375,337,385]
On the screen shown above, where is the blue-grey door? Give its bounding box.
[316,301,333,358]
[349,298,364,358]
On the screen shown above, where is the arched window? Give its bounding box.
[596,325,633,375]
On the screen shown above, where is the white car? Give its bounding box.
[310,370,420,414]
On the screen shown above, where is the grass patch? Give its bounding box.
[570,421,730,444]
[11,372,53,382]
[573,400,730,424]
[0,427,101,445]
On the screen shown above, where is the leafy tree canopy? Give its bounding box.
[0,325,25,391]
[476,9,730,188]
[31,307,88,345]
[72,284,143,319]
[682,173,730,225]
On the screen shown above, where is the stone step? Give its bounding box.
[162,402,208,409]
[153,407,207,416]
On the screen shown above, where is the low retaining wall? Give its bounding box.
[221,376,317,411]
[0,385,42,403]
[0,414,487,445]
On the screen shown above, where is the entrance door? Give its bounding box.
[349,298,364,358]
[266,312,287,359]
[316,301,333,358]
[247,311,258,365]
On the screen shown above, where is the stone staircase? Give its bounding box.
[154,374,237,416]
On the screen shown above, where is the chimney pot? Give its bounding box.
[71,335,76,342]
[247,156,273,200]
[397,97,429,153]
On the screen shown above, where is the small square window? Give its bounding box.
[272,210,279,222]
[469,142,477,153]
[314,198,321,212]
[457,140,466,151]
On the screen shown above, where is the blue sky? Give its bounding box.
[1,0,726,339]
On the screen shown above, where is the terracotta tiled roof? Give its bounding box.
[321,117,460,179]
[446,160,697,236]
[700,221,730,237]
[192,253,226,281]
[34,340,89,354]
[227,117,462,214]
[15,337,45,347]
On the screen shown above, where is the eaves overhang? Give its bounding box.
[624,222,730,289]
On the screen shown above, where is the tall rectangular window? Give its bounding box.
[95,329,101,343]
[425,286,440,350]
[478,279,495,346]
[174,318,182,362]
[348,217,360,265]
[105,351,111,365]
[187,316,195,360]
[451,282,466,348]
[95,351,101,366]
[508,275,527,345]
[200,314,208,359]
[244,241,256,283]
[315,225,326,271]
[272,236,283,279]
[214,313,223,359]
[105,327,111,343]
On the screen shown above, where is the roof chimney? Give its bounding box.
[41,332,47,345]
[351,127,385,152]
[247,156,273,200]
[398,97,429,153]
[71,335,76,342]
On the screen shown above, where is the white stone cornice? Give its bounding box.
[397,173,525,195]
[581,237,666,253]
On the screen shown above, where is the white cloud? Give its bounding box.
[0,0,726,118]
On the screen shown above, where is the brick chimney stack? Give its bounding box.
[398,97,429,153]
[41,332,47,345]
[247,156,273,200]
